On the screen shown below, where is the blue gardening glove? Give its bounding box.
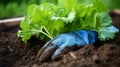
[37,30,98,62]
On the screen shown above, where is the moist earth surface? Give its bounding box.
[0,11,120,67]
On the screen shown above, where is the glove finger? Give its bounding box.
[38,43,58,62]
[37,41,52,59]
[51,44,80,60]
[37,35,64,62]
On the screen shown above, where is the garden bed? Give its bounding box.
[0,11,120,67]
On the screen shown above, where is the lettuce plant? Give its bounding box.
[18,0,118,42]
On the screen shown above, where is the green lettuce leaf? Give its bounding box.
[18,0,118,42]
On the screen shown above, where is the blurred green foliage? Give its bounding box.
[102,0,120,9]
[77,0,120,9]
[40,0,57,4]
[0,0,120,19]
[0,0,40,19]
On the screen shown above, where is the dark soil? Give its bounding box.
[0,11,120,67]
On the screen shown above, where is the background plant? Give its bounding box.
[0,0,119,19]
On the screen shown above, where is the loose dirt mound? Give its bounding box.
[0,11,120,67]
